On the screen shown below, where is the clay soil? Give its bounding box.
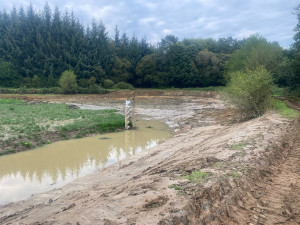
[0,90,299,225]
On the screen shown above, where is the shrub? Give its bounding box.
[103,79,114,89]
[58,70,78,94]
[77,87,89,94]
[89,76,97,86]
[112,82,134,90]
[40,87,62,94]
[225,66,273,119]
[78,78,90,88]
[89,84,107,94]
[18,86,28,94]
[32,75,41,88]
[77,86,108,94]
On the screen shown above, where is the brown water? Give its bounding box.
[0,120,172,205]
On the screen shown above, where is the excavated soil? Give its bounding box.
[206,117,300,225]
[0,90,299,225]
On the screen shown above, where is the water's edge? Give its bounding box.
[0,119,172,205]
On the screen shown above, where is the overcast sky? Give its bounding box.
[0,0,299,48]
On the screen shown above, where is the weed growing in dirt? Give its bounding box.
[232,142,247,150]
[219,173,230,181]
[182,171,211,183]
[213,163,225,168]
[256,133,264,138]
[240,165,247,171]
[177,191,186,196]
[232,171,239,178]
[220,171,240,180]
[272,100,299,118]
[23,142,30,148]
[0,98,124,153]
[237,152,247,157]
[168,184,180,190]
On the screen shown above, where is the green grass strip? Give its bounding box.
[272,99,299,118]
[0,98,124,153]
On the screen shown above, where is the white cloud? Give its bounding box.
[139,17,165,28]
[197,17,207,23]
[235,29,259,39]
[84,5,115,19]
[204,21,219,31]
[143,2,157,9]
[196,0,216,6]
[0,0,299,47]
[163,29,173,35]
[139,17,157,25]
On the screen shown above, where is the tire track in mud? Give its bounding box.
[251,119,300,225]
[213,118,300,225]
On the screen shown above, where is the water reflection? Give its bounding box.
[0,120,172,204]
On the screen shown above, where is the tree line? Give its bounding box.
[0,3,298,94]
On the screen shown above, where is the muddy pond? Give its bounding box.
[0,119,172,205]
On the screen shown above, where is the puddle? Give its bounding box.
[0,119,172,205]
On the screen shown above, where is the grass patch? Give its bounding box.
[168,184,180,190]
[231,171,239,178]
[0,149,16,156]
[232,142,247,150]
[272,99,299,118]
[182,171,211,183]
[213,162,225,168]
[0,98,124,154]
[0,98,23,104]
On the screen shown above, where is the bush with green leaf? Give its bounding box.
[89,84,104,94]
[77,86,108,94]
[225,66,273,119]
[59,70,78,94]
[103,79,114,89]
[112,82,134,90]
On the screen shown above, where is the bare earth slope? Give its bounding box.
[213,117,300,225]
[0,91,299,225]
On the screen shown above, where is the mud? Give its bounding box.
[204,118,300,225]
[0,90,299,225]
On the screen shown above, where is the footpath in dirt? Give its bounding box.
[0,90,299,225]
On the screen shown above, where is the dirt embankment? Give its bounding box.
[186,117,300,225]
[0,90,299,225]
